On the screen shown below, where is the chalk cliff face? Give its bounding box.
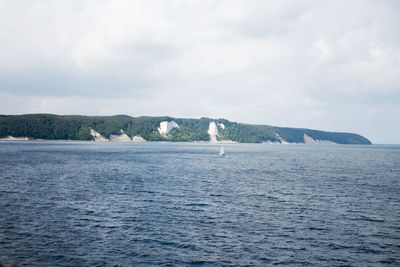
[158,121,179,136]
[110,130,131,142]
[132,135,146,142]
[0,136,29,141]
[90,129,108,142]
[90,128,146,142]
[303,133,336,144]
[208,122,218,142]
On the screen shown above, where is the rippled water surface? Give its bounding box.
[0,141,399,266]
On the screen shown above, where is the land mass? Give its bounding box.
[0,114,372,144]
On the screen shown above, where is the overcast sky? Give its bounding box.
[1,1,399,143]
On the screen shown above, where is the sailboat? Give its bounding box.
[219,146,225,157]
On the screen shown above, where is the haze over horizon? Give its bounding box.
[1,1,399,144]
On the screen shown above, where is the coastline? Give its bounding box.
[0,133,376,145]
[0,137,366,145]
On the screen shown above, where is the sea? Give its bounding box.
[0,141,399,266]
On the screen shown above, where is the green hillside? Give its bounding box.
[0,114,372,144]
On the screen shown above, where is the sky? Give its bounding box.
[0,1,399,144]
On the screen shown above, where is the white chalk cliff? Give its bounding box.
[110,129,132,142]
[158,121,179,136]
[132,135,146,142]
[303,133,336,144]
[208,122,219,142]
[0,136,29,141]
[90,129,109,142]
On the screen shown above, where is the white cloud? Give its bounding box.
[0,0,399,143]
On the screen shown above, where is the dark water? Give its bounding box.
[0,142,399,266]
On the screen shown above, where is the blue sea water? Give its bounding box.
[0,141,399,266]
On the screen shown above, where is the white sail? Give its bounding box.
[219,146,225,156]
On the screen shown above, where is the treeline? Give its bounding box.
[0,114,170,141]
[218,122,279,143]
[0,114,92,140]
[0,114,372,144]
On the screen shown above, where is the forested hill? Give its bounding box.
[0,114,371,144]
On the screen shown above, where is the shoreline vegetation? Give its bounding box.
[0,114,372,145]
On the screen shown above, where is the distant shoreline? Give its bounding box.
[0,137,378,145]
[0,114,372,145]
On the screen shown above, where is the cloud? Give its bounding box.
[0,0,399,143]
